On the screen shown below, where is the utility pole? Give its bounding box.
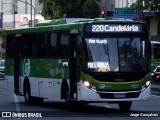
[30,0,32,27]
[18,0,36,27]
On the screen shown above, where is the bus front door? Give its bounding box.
[69,34,80,99]
[14,37,21,95]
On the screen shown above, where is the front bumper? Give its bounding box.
[77,81,151,102]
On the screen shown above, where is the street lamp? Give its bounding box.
[1,1,16,28]
[18,0,36,27]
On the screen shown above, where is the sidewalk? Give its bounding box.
[151,83,160,96]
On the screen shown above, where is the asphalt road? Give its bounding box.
[0,79,160,120]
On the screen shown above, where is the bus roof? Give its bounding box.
[6,18,145,34]
[35,18,136,27]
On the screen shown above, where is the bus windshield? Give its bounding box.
[82,37,149,72]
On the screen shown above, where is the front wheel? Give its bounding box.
[65,91,71,108]
[118,101,132,111]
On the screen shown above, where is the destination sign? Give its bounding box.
[85,24,142,33]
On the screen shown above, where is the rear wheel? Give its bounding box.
[118,101,132,111]
[24,84,34,105]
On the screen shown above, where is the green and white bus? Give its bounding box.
[5,18,151,111]
[151,41,160,70]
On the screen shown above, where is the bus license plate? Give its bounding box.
[114,93,126,98]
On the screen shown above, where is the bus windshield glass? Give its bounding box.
[82,37,149,72]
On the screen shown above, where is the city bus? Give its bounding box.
[151,41,160,70]
[5,18,151,111]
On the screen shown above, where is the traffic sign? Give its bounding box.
[113,14,137,19]
[114,8,136,14]
[114,8,136,19]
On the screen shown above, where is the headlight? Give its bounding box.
[90,84,97,92]
[145,81,150,87]
[84,81,90,87]
[83,81,97,92]
[141,81,150,92]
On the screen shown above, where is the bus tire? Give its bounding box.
[24,83,33,105]
[118,101,132,111]
[65,91,71,108]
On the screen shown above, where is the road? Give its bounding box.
[0,79,160,120]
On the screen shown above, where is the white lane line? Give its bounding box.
[1,86,6,89]
[13,94,21,112]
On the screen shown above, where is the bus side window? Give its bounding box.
[60,33,69,57]
[7,36,14,58]
[39,34,48,57]
[30,34,38,57]
[49,33,57,57]
[22,35,30,57]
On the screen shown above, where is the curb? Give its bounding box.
[151,88,160,92]
[151,84,160,96]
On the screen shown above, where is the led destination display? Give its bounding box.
[86,24,142,33]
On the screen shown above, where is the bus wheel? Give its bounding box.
[118,101,132,111]
[65,91,71,108]
[24,84,33,105]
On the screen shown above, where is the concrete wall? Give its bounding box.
[2,14,44,29]
[150,17,158,36]
[17,0,42,14]
[0,0,42,14]
[114,0,137,8]
[0,0,13,14]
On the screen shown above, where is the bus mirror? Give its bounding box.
[62,61,69,67]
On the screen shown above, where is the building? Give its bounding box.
[0,0,44,29]
[98,0,160,41]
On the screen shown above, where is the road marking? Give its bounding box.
[13,94,21,112]
[0,86,6,89]
[151,94,160,98]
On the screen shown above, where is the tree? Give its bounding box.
[0,29,5,59]
[144,0,160,20]
[131,0,160,20]
[39,0,61,19]
[38,0,100,19]
[82,0,100,18]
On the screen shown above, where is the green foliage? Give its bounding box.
[0,29,6,37]
[83,0,100,18]
[40,0,61,19]
[144,0,160,20]
[131,0,160,20]
[0,29,6,59]
[38,0,100,19]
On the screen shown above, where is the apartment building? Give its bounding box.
[0,0,44,29]
[0,0,159,40]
